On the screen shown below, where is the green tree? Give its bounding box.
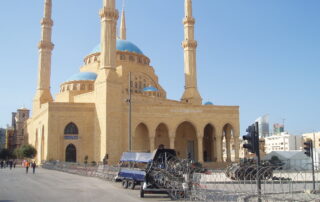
[13,147,23,159]
[20,144,37,159]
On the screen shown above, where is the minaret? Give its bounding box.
[120,8,126,40]
[95,0,122,164]
[99,0,118,70]
[181,0,202,105]
[33,0,54,111]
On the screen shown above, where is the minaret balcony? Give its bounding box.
[183,17,195,25]
[38,41,54,50]
[41,18,53,26]
[182,40,197,49]
[99,8,119,19]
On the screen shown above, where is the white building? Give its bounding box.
[302,132,320,149]
[263,151,311,170]
[255,114,269,138]
[265,132,303,153]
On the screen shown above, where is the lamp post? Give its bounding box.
[127,72,158,152]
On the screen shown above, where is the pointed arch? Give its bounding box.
[133,123,150,152]
[155,123,170,149]
[222,123,234,162]
[203,124,217,162]
[64,122,79,135]
[174,121,198,161]
[65,144,77,162]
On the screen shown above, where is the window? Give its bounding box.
[64,122,79,135]
[88,84,93,90]
[80,84,85,90]
[120,55,125,60]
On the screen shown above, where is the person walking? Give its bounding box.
[9,160,13,170]
[0,160,3,169]
[13,160,16,169]
[31,161,36,174]
[25,161,30,174]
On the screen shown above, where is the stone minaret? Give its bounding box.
[120,8,126,40]
[33,0,54,112]
[181,0,202,105]
[95,0,122,163]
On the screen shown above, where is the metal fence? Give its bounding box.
[43,161,320,201]
[190,165,320,202]
[42,161,119,181]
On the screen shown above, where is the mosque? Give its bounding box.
[26,0,240,166]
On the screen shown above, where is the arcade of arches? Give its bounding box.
[133,121,239,163]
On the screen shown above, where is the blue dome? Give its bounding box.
[66,72,97,82]
[90,39,143,55]
[143,86,158,92]
[204,101,214,105]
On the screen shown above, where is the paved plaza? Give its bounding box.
[0,167,169,202]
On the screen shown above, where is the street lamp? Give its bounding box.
[127,72,158,152]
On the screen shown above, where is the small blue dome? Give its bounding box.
[204,101,214,105]
[66,72,97,82]
[143,86,158,92]
[90,39,143,55]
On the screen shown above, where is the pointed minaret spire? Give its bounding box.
[181,0,202,105]
[120,8,127,40]
[33,0,54,110]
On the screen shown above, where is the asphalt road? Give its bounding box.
[0,167,170,202]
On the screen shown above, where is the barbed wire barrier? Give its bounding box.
[42,161,320,201]
[42,161,119,181]
[190,163,320,202]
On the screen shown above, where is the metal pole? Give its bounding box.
[128,72,132,152]
[255,122,261,202]
[311,141,315,192]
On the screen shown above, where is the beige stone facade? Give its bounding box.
[26,0,240,167]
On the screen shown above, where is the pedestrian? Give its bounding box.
[9,160,13,170]
[25,161,30,174]
[13,160,16,168]
[0,160,3,169]
[31,161,36,174]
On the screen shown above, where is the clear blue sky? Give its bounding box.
[0,0,319,135]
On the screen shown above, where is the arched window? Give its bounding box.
[64,122,78,135]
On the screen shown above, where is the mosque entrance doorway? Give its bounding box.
[175,121,198,161]
[66,144,76,162]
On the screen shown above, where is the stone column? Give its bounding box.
[213,135,217,162]
[226,135,231,162]
[216,133,223,162]
[149,136,155,152]
[197,136,204,163]
[170,136,175,149]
